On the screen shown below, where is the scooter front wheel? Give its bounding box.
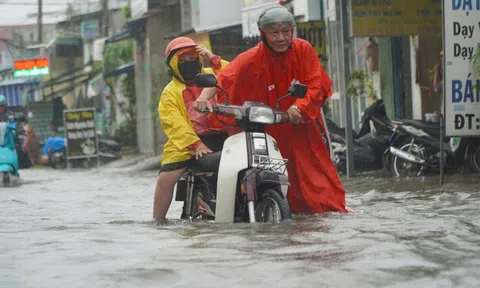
[255,189,292,223]
[2,173,10,186]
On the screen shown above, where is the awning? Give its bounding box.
[104,62,135,78]
[123,14,149,31]
[105,30,133,44]
[0,78,40,106]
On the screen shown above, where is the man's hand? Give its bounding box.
[194,100,214,113]
[196,45,214,62]
[195,142,212,159]
[287,106,305,124]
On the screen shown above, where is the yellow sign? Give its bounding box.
[296,21,327,67]
[185,32,212,52]
[351,0,442,37]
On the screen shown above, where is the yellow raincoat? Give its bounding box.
[158,53,229,166]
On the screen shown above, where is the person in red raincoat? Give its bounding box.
[194,5,348,214]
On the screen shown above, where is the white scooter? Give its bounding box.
[174,73,308,224]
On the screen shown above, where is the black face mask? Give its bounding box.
[178,60,200,82]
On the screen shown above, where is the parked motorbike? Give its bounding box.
[328,100,395,173]
[41,135,122,169]
[387,118,480,177]
[174,73,307,224]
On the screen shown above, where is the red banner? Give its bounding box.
[14,58,49,71]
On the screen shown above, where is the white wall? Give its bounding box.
[0,49,13,71]
[293,0,321,21]
[192,0,243,31]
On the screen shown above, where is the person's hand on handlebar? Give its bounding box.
[287,106,305,124]
[195,142,212,159]
[194,100,214,113]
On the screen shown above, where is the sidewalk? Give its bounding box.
[102,153,162,172]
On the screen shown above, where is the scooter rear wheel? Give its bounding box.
[255,189,292,223]
[2,173,10,186]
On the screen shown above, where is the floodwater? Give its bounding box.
[1,167,479,288]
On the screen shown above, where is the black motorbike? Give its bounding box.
[386,118,480,177]
[327,100,395,173]
[42,134,122,169]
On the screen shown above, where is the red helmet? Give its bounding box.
[165,37,197,59]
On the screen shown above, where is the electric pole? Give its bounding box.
[38,0,42,43]
[102,0,109,37]
[340,0,355,177]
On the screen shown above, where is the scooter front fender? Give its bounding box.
[215,132,248,223]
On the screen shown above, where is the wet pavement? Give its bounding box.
[1,167,479,288]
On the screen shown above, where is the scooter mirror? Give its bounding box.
[194,73,218,88]
[288,83,308,98]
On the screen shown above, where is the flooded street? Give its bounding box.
[1,167,480,288]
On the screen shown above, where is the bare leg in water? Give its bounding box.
[153,167,187,222]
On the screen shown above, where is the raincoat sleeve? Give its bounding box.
[293,42,333,122]
[158,90,200,151]
[203,56,229,76]
[208,53,251,132]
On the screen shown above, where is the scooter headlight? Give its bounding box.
[248,106,275,124]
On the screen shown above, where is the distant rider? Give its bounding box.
[0,95,14,122]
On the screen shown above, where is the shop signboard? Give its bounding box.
[351,0,442,37]
[443,0,480,137]
[64,108,100,167]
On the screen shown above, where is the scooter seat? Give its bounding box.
[189,151,222,174]
[401,119,441,138]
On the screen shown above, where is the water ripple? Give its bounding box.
[0,168,479,287]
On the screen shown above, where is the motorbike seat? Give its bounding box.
[98,138,120,148]
[189,151,222,174]
[401,119,441,138]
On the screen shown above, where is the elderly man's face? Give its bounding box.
[263,23,294,53]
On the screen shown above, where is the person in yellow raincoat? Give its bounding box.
[153,37,229,222]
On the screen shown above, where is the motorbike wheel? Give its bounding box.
[48,149,67,169]
[255,189,292,223]
[469,144,480,173]
[2,173,10,186]
[391,141,425,177]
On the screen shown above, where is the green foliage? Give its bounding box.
[113,119,137,147]
[471,46,480,90]
[428,68,435,84]
[103,40,134,75]
[121,5,131,19]
[103,40,136,147]
[118,76,136,124]
[347,69,367,99]
[66,3,74,19]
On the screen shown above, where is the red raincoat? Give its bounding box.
[210,38,348,214]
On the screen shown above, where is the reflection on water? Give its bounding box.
[1,169,479,287]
